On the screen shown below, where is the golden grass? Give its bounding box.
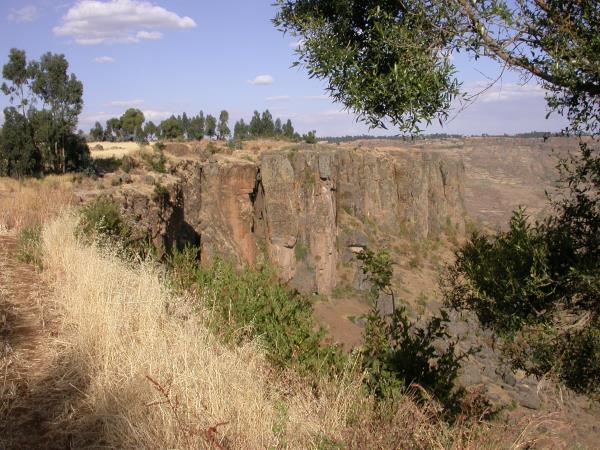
[89,141,141,159]
[39,213,543,449]
[0,176,74,232]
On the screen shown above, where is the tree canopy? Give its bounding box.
[1,48,88,176]
[274,0,600,134]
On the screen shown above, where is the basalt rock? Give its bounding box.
[160,146,467,295]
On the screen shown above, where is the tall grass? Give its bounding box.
[40,213,537,449]
[0,176,74,232]
[42,213,362,448]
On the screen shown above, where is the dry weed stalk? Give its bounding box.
[145,375,228,450]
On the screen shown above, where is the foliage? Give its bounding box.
[78,197,131,243]
[142,147,167,173]
[152,183,170,205]
[217,110,230,140]
[304,130,317,144]
[17,224,42,268]
[120,108,145,141]
[90,121,104,141]
[444,209,554,334]
[357,248,471,413]
[444,203,600,394]
[0,107,40,177]
[160,116,184,140]
[1,48,89,176]
[274,1,599,135]
[168,247,346,376]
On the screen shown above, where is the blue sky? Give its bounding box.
[0,0,568,136]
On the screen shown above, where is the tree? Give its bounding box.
[188,111,205,141]
[1,49,33,117]
[217,110,230,140]
[260,110,275,137]
[249,111,262,137]
[30,52,84,172]
[120,108,145,141]
[1,49,88,176]
[274,118,283,137]
[143,121,157,141]
[205,114,217,139]
[181,112,190,140]
[90,121,104,141]
[0,107,40,177]
[233,119,249,141]
[160,116,183,140]
[274,1,599,135]
[105,118,121,142]
[282,119,295,140]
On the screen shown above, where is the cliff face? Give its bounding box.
[168,146,465,295]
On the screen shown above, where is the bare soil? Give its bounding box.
[0,236,77,449]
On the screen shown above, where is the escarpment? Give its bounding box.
[148,145,466,295]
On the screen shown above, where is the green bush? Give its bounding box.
[444,209,554,334]
[444,203,600,395]
[356,248,473,415]
[142,148,167,173]
[78,197,130,242]
[168,247,346,377]
[152,183,170,204]
[17,224,42,268]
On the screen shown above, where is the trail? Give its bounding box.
[0,235,69,449]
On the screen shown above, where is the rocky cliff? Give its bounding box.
[157,145,467,295]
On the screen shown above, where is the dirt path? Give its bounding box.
[0,235,70,449]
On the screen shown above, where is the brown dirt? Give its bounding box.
[0,236,77,449]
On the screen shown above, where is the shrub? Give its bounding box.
[303,130,317,144]
[357,248,473,415]
[141,148,167,173]
[121,155,134,173]
[78,197,130,242]
[206,141,218,154]
[17,224,42,268]
[152,183,170,205]
[294,242,309,261]
[444,204,600,396]
[168,247,346,377]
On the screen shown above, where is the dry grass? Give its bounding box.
[89,141,141,159]
[39,213,541,449]
[42,213,360,448]
[0,176,74,232]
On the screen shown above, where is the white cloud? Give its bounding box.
[136,30,162,40]
[107,99,144,107]
[467,82,545,104]
[248,75,274,86]
[93,56,116,63]
[142,109,172,121]
[81,112,113,125]
[266,95,290,102]
[8,5,39,23]
[53,0,197,45]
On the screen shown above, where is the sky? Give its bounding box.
[0,0,569,136]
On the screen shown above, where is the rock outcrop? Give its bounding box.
[166,145,466,295]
